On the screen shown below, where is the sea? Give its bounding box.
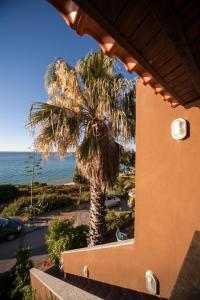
[0,152,76,185]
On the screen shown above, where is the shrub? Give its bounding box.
[48,236,72,267]
[1,193,74,218]
[0,248,33,300]
[112,174,134,197]
[33,182,47,187]
[0,184,19,204]
[21,285,33,300]
[46,219,88,268]
[70,224,89,249]
[80,191,90,202]
[106,211,133,233]
[1,196,31,217]
[46,219,74,241]
[32,193,74,215]
[7,247,33,300]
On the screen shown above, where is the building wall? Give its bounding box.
[61,80,200,298]
[135,78,200,296]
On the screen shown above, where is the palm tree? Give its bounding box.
[28,50,135,246]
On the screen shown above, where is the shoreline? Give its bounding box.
[60,182,75,186]
[0,181,76,186]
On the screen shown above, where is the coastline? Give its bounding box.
[60,182,75,186]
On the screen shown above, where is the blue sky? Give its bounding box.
[0,0,99,151]
[0,0,133,151]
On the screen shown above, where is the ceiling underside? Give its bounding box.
[48,0,200,108]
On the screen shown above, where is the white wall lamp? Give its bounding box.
[83,265,89,278]
[171,118,188,140]
[145,270,159,295]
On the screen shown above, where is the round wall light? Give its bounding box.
[171,118,187,140]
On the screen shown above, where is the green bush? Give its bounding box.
[0,248,33,300]
[112,174,134,197]
[33,182,47,187]
[48,236,72,267]
[31,193,74,216]
[106,211,133,232]
[70,224,89,249]
[1,193,74,218]
[46,219,74,241]
[10,247,34,299]
[0,184,19,204]
[80,191,90,202]
[46,219,88,267]
[21,285,34,300]
[1,196,31,217]
[0,248,34,300]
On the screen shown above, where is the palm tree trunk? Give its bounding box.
[88,184,107,246]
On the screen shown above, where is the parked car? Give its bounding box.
[105,195,121,208]
[0,217,23,241]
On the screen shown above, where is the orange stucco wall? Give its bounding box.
[61,79,200,298]
[135,78,200,295]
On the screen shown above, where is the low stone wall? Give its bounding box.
[30,268,101,300]
[30,268,60,300]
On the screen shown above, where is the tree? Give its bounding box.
[28,50,135,245]
[24,150,42,215]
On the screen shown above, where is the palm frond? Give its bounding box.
[28,102,81,158]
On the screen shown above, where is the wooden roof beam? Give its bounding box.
[72,0,183,105]
[144,0,200,98]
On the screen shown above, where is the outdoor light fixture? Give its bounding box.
[171,118,187,140]
[60,258,64,271]
[145,270,159,295]
[83,265,89,278]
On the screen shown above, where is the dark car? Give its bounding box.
[0,217,23,241]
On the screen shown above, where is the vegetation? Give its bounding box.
[119,148,135,173]
[73,167,88,185]
[0,247,33,300]
[80,191,90,202]
[11,247,33,299]
[46,219,88,267]
[106,211,133,232]
[0,174,135,218]
[0,184,20,205]
[112,173,135,197]
[73,167,89,207]
[1,194,74,218]
[24,150,42,215]
[0,183,89,218]
[28,50,135,245]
